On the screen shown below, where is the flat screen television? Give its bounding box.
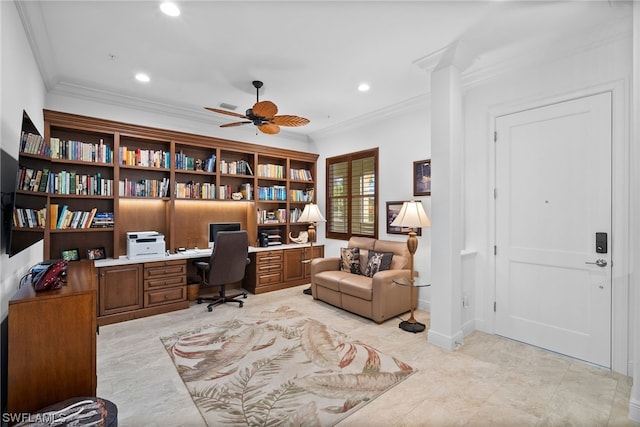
[208,222,241,248]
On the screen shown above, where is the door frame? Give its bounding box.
[486,80,630,374]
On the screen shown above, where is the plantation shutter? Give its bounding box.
[326,148,378,240]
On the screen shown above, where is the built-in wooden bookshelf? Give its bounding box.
[36,110,318,260]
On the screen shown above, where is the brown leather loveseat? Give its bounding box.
[310,237,417,323]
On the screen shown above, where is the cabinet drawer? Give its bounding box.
[256,251,283,265]
[145,286,186,307]
[144,275,187,290]
[257,272,283,285]
[144,260,186,278]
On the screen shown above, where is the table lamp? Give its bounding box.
[390,200,431,333]
[297,202,326,295]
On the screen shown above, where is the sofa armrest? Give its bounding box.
[370,269,414,323]
[311,257,340,275]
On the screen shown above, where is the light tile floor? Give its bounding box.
[97,285,638,427]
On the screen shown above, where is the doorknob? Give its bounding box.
[585,259,607,267]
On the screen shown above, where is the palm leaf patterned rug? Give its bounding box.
[160,305,414,426]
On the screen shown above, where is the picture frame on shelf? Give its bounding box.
[386,201,422,236]
[61,248,80,261]
[86,247,106,260]
[413,159,431,196]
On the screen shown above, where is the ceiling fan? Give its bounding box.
[205,81,310,135]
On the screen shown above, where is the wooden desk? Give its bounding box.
[7,260,97,414]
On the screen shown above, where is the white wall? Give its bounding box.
[0,0,48,411]
[0,1,47,316]
[463,36,632,374]
[311,98,433,310]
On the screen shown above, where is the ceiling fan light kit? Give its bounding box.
[205,81,309,135]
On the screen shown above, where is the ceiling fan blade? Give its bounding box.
[258,123,280,134]
[271,115,310,127]
[220,121,251,128]
[205,107,247,119]
[252,101,278,119]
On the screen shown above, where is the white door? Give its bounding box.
[495,92,612,368]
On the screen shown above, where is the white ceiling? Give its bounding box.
[16,1,632,138]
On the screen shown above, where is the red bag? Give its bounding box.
[31,259,68,291]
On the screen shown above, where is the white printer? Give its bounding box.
[126,231,166,259]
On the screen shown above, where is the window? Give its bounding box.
[326,148,378,240]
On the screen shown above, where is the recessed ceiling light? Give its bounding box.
[135,73,150,83]
[358,83,370,92]
[160,2,180,17]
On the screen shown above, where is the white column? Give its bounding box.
[629,1,640,422]
[427,42,474,350]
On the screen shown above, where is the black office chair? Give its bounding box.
[194,230,250,312]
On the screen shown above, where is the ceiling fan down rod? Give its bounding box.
[253,80,263,103]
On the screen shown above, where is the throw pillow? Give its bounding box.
[340,247,361,275]
[364,250,394,277]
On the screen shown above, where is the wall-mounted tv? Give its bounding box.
[4,111,46,257]
[208,222,241,248]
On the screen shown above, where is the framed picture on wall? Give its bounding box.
[386,201,422,235]
[413,159,431,196]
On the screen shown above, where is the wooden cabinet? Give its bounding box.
[97,260,189,326]
[244,245,323,294]
[98,263,143,316]
[143,259,187,307]
[7,261,97,413]
[283,246,324,282]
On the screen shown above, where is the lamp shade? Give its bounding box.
[297,203,326,223]
[390,200,431,228]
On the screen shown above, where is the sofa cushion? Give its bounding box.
[374,239,410,270]
[314,270,351,291]
[339,274,374,301]
[340,247,362,275]
[364,250,394,277]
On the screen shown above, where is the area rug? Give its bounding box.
[160,305,414,426]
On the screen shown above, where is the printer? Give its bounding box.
[127,231,165,259]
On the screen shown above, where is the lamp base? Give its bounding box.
[399,320,426,333]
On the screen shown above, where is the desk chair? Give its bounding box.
[193,230,249,312]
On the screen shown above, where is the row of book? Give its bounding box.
[257,185,287,201]
[49,138,113,164]
[12,207,47,229]
[20,131,49,156]
[220,159,253,175]
[289,168,313,181]
[50,205,103,229]
[175,182,216,199]
[175,152,216,172]
[17,167,114,196]
[289,188,315,203]
[257,208,287,224]
[257,164,285,179]
[118,178,170,198]
[120,147,170,168]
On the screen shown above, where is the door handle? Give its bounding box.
[585,259,607,267]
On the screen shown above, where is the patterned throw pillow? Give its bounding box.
[364,250,394,277]
[340,247,361,275]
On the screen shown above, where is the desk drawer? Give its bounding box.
[145,286,186,307]
[144,275,187,290]
[256,251,283,265]
[144,260,186,278]
[257,272,283,285]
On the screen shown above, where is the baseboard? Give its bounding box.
[427,328,464,351]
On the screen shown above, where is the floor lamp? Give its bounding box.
[390,200,431,333]
[297,203,326,295]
